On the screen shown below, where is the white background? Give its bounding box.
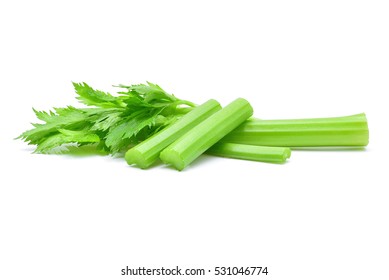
[1,1,388,279]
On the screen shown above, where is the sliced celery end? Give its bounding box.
[125,148,153,169]
[160,149,185,171]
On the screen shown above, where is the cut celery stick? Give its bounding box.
[222,113,369,147]
[207,143,291,163]
[160,98,253,170]
[125,99,221,168]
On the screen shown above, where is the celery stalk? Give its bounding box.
[125,99,221,168]
[222,113,369,147]
[208,143,291,163]
[160,98,253,170]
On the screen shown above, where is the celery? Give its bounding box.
[19,80,370,170]
[223,113,369,147]
[208,143,291,163]
[160,98,253,170]
[125,99,221,168]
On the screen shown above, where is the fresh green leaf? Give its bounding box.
[18,82,196,154]
[34,129,100,153]
[73,82,125,108]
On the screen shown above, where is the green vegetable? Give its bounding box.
[160,98,253,170]
[222,113,369,147]
[125,99,221,168]
[18,81,369,170]
[208,143,291,163]
[18,82,196,153]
